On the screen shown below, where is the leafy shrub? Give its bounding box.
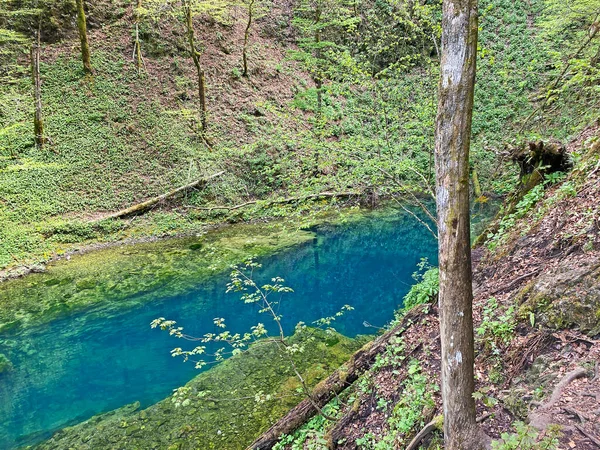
[476,297,516,352]
[492,421,560,450]
[402,259,439,311]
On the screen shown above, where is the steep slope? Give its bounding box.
[273,127,600,449]
[0,0,313,271]
[4,0,597,275]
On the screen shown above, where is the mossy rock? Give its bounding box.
[518,256,600,335]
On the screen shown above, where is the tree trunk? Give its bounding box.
[91,171,224,222]
[75,0,93,75]
[185,1,207,129]
[31,26,44,149]
[133,0,143,73]
[434,0,487,449]
[242,0,254,77]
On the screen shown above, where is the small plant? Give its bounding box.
[556,180,577,197]
[477,297,516,352]
[491,421,561,450]
[402,258,439,311]
[472,385,499,408]
[274,399,341,450]
[355,359,438,449]
[152,258,353,414]
[543,171,565,186]
[488,184,546,250]
[231,67,242,79]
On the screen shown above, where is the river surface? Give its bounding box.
[0,209,440,449]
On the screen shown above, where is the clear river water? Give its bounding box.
[0,208,442,449]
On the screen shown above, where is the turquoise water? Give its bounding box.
[0,210,437,449]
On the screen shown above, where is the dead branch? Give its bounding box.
[490,267,541,295]
[194,191,359,214]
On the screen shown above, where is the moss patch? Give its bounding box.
[0,220,316,331]
[518,256,600,335]
[36,329,367,450]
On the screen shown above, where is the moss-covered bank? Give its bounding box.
[34,329,369,450]
[0,220,318,333]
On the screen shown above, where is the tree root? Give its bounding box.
[406,415,443,450]
[528,367,588,430]
[575,424,600,448]
[405,412,493,450]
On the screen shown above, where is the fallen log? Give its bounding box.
[91,171,225,222]
[246,306,429,450]
[194,191,359,214]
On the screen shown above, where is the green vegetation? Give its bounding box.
[492,422,561,450]
[476,297,517,352]
[1,0,599,447]
[0,219,316,331]
[36,328,365,450]
[273,400,342,450]
[0,353,12,374]
[402,258,439,311]
[0,0,598,271]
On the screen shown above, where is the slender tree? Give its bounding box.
[31,20,44,148]
[133,0,144,73]
[183,0,207,129]
[75,0,93,74]
[241,0,254,77]
[434,0,487,449]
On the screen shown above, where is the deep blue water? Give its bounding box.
[0,210,437,449]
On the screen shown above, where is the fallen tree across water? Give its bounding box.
[246,306,429,450]
[194,191,360,214]
[91,171,225,222]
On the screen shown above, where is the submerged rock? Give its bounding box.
[0,353,12,374]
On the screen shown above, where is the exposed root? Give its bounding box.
[528,367,588,430]
[405,415,442,450]
[575,424,600,448]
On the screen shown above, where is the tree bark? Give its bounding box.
[242,0,254,77]
[31,26,44,149]
[75,0,93,75]
[133,0,143,73]
[435,0,487,449]
[184,1,207,129]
